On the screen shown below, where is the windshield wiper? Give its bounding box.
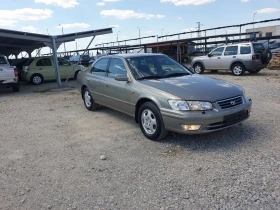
[162,72,190,78]
[137,75,164,80]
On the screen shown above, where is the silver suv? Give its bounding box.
[191,42,272,76]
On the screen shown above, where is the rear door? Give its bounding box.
[34,58,54,80]
[85,58,110,105]
[220,46,238,69]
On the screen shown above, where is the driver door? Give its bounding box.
[204,47,225,69]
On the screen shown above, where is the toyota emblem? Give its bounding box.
[230,100,236,105]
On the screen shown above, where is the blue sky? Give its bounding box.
[0,0,279,54]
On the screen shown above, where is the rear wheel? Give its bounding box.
[231,63,245,76]
[193,63,204,74]
[82,87,99,111]
[139,102,168,141]
[31,74,43,85]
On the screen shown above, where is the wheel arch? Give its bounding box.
[230,61,246,70]
[193,60,205,69]
[135,97,160,123]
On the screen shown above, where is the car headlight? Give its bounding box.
[187,101,213,111]
[168,100,213,111]
[168,100,190,111]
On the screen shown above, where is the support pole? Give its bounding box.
[239,26,242,42]
[52,37,62,88]
[177,41,180,62]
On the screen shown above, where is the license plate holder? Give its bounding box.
[224,110,248,125]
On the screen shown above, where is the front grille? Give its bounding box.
[217,96,243,109]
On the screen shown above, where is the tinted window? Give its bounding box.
[82,55,90,60]
[0,57,7,64]
[108,58,127,78]
[23,58,35,66]
[36,58,52,66]
[253,44,265,53]
[240,46,251,54]
[224,46,238,56]
[58,58,71,66]
[91,58,109,76]
[126,55,190,80]
[211,47,225,56]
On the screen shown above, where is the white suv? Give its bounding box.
[191,42,272,76]
[0,54,19,92]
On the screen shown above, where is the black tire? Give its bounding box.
[12,84,20,92]
[82,87,99,111]
[74,70,80,80]
[31,74,44,85]
[248,69,261,74]
[193,62,205,74]
[261,49,272,64]
[138,102,168,141]
[231,63,245,76]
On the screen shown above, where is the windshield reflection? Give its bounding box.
[126,55,191,80]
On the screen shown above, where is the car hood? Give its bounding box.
[138,74,243,102]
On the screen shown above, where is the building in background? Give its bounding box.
[246,25,280,38]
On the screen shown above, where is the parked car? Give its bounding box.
[21,56,82,85]
[191,42,272,76]
[0,54,20,92]
[69,54,91,66]
[77,53,252,141]
[9,58,29,80]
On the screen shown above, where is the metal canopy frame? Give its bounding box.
[0,27,113,88]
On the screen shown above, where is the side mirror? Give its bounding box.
[115,74,129,81]
[208,53,212,57]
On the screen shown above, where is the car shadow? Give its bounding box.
[94,107,262,151]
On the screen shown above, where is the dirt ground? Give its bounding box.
[0,69,279,210]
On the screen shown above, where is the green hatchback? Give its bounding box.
[22,56,82,85]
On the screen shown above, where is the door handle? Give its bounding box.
[217,57,220,59]
[233,56,236,58]
[105,84,109,87]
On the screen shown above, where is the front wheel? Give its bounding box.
[31,74,43,85]
[139,102,168,141]
[82,87,99,111]
[231,63,245,76]
[193,63,204,74]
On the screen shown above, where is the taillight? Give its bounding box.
[252,55,256,60]
[14,68,18,77]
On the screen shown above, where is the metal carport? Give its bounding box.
[0,27,113,87]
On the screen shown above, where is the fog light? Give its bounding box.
[180,124,201,131]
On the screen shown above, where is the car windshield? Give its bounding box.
[126,55,191,80]
[269,42,280,49]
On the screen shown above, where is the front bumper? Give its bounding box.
[161,96,252,134]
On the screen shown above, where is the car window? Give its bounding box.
[224,46,238,56]
[36,58,52,66]
[253,44,265,53]
[0,57,7,64]
[23,58,35,66]
[58,58,71,66]
[91,58,109,76]
[108,58,127,78]
[211,47,225,56]
[240,46,251,54]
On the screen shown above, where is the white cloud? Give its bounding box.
[0,19,18,26]
[160,0,215,6]
[56,23,91,29]
[0,8,52,27]
[177,17,182,20]
[241,0,250,2]
[103,0,120,1]
[109,24,120,28]
[22,26,37,33]
[100,9,165,19]
[97,2,105,6]
[34,0,79,8]
[256,8,279,14]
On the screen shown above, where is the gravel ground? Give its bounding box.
[0,69,279,210]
